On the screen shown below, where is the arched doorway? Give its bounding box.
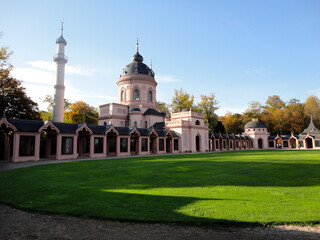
[289,138,297,148]
[107,130,117,156]
[258,139,263,149]
[219,138,223,151]
[78,129,91,157]
[196,135,200,152]
[0,124,14,161]
[130,132,139,155]
[166,136,172,153]
[306,137,313,149]
[150,133,157,154]
[275,138,282,148]
[40,126,57,159]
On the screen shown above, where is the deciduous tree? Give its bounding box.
[304,95,320,126]
[220,112,243,134]
[171,88,194,112]
[64,101,99,124]
[40,95,71,121]
[156,100,170,114]
[285,98,305,134]
[197,93,219,132]
[0,47,40,120]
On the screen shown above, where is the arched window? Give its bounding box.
[134,121,137,128]
[148,91,152,102]
[195,120,200,125]
[121,90,126,102]
[133,89,140,101]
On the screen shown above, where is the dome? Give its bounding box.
[122,51,154,77]
[56,35,67,45]
[244,119,267,129]
[132,52,143,62]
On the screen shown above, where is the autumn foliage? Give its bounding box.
[64,101,99,124]
[0,47,40,120]
[220,95,320,135]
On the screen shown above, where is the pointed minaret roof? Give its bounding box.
[301,118,320,135]
[56,21,67,45]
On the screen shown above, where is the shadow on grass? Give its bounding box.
[0,150,319,226]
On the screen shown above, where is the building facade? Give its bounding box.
[0,31,319,162]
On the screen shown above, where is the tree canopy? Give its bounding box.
[64,101,99,124]
[0,47,40,120]
[197,93,219,132]
[171,88,194,112]
[40,95,71,121]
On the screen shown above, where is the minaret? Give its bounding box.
[53,22,68,122]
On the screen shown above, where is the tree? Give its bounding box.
[156,100,170,113]
[220,112,244,134]
[171,88,194,112]
[264,95,285,112]
[285,98,305,134]
[197,93,219,132]
[40,95,71,121]
[0,47,40,120]
[261,95,289,135]
[213,121,226,133]
[304,95,320,126]
[241,101,263,124]
[64,101,99,124]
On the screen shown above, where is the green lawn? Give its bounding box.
[0,150,319,226]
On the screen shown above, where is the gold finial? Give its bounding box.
[61,20,64,35]
[136,35,139,52]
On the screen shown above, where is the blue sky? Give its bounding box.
[1,0,319,115]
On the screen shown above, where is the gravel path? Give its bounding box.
[0,204,319,240]
[1,159,319,239]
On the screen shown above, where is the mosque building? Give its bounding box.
[0,27,319,162]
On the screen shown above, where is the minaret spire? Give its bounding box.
[53,23,68,122]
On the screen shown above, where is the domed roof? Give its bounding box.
[132,52,143,62]
[56,35,67,45]
[244,119,267,128]
[122,46,154,77]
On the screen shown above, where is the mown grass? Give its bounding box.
[0,150,319,226]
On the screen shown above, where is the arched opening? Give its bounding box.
[133,89,140,101]
[121,90,126,102]
[77,129,91,157]
[148,91,152,102]
[195,120,200,125]
[196,135,200,152]
[40,126,57,159]
[166,136,172,153]
[258,139,263,149]
[107,130,117,156]
[130,132,139,155]
[306,137,313,149]
[211,139,215,151]
[0,124,14,161]
[150,133,157,154]
[276,138,282,149]
[290,138,297,148]
[219,138,223,151]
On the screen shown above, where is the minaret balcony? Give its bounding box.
[53,53,68,63]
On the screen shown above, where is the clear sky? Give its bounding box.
[1,0,319,116]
